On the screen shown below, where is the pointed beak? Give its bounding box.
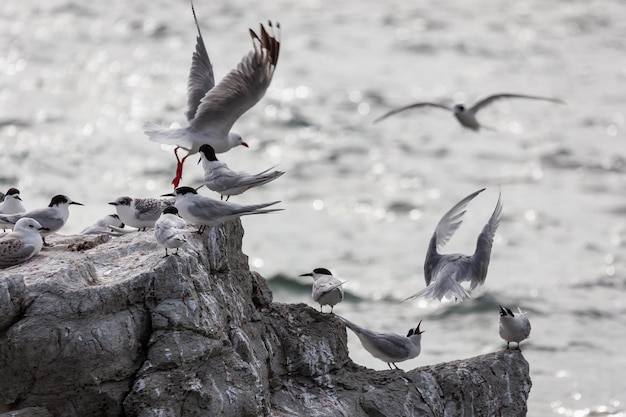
[38,227,50,232]
[241,142,249,148]
[161,192,175,197]
[197,156,202,165]
[16,196,22,201]
[108,202,118,206]
[195,184,204,191]
[416,320,424,334]
[299,273,313,277]
[71,201,84,206]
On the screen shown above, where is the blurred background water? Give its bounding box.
[1,0,625,415]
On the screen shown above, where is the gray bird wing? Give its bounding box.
[374,102,453,123]
[24,208,64,231]
[433,188,485,250]
[190,22,280,136]
[0,237,36,267]
[185,2,215,122]
[187,198,281,220]
[424,189,485,286]
[469,192,503,290]
[156,216,189,242]
[315,279,346,295]
[135,199,173,221]
[469,93,565,115]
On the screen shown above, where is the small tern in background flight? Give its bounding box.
[499,305,531,349]
[109,196,175,231]
[198,144,284,201]
[339,316,424,370]
[299,267,346,313]
[0,188,26,231]
[405,188,502,302]
[0,195,83,245]
[163,186,283,233]
[154,206,190,257]
[144,1,281,187]
[0,218,47,268]
[375,93,564,130]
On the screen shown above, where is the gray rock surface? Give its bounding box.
[0,221,531,417]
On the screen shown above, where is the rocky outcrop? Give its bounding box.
[0,221,531,417]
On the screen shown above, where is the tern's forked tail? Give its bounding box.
[404,278,472,302]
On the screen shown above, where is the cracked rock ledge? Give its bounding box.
[0,220,531,417]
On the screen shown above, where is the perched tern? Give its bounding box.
[109,196,175,231]
[339,316,424,370]
[154,206,190,257]
[0,195,83,245]
[406,188,502,302]
[0,218,47,268]
[198,144,284,200]
[299,268,346,313]
[375,93,564,130]
[499,305,531,349]
[144,2,281,187]
[79,214,126,235]
[0,188,26,230]
[162,186,283,232]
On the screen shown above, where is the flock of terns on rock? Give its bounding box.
[0,1,550,370]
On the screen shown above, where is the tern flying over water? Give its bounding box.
[374,93,564,130]
[144,1,281,187]
[405,188,502,302]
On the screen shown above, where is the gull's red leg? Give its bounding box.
[172,147,184,187]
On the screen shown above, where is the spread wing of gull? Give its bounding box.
[190,21,281,138]
[185,1,215,123]
[469,93,565,115]
[374,102,453,123]
[467,191,503,290]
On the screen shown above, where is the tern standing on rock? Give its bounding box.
[299,268,346,313]
[163,186,283,233]
[499,305,531,349]
[198,144,284,201]
[339,316,425,370]
[405,188,503,302]
[143,1,281,187]
[0,195,83,245]
[109,196,175,231]
[80,214,125,236]
[154,206,190,257]
[0,188,26,231]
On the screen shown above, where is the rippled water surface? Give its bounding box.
[2,0,625,415]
